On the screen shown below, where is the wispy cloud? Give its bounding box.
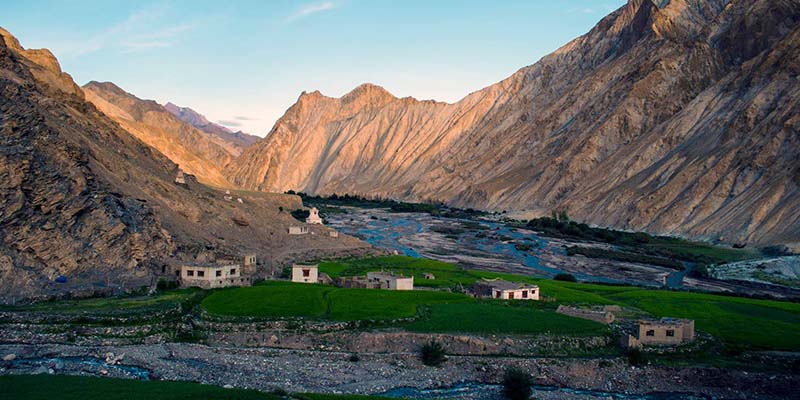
[567,3,618,15]
[286,1,337,22]
[218,120,243,127]
[55,5,199,56]
[234,116,260,121]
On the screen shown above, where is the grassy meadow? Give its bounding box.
[316,256,800,349]
[0,375,391,400]
[201,280,609,336]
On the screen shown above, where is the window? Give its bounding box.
[666,329,675,337]
[302,269,310,277]
[216,271,222,277]
[522,290,528,298]
[197,270,205,277]
[186,270,194,277]
[646,329,655,337]
[509,292,514,299]
[175,270,180,277]
[230,268,237,275]
[495,291,501,298]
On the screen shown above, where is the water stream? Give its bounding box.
[379,381,714,400]
[328,207,680,287]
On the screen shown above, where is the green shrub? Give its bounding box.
[290,209,310,222]
[156,279,179,291]
[502,367,533,400]
[553,273,577,282]
[420,339,446,366]
[626,348,646,366]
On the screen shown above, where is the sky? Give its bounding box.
[2,0,625,136]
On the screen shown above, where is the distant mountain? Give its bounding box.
[83,81,237,187]
[0,27,367,303]
[227,0,800,247]
[164,102,260,151]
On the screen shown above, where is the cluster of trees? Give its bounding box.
[527,213,735,267]
[286,191,486,218]
[566,246,684,270]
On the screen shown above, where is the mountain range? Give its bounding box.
[1,0,799,302]
[226,0,800,246]
[0,27,366,302]
[163,102,259,151]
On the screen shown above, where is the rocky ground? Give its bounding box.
[1,343,798,399]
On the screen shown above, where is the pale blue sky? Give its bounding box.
[2,0,625,135]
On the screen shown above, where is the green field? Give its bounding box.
[406,302,607,335]
[0,289,201,314]
[0,375,390,400]
[203,282,332,318]
[317,256,800,349]
[320,256,476,289]
[201,280,609,336]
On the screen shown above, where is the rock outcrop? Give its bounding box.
[227,0,800,246]
[0,28,368,303]
[163,102,259,152]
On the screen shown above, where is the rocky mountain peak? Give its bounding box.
[0,26,83,98]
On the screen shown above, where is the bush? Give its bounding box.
[502,367,533,400]
[290,209,310,222]
[553,273,577,282]
[626,348,646,366]
[348,353,360,362]
[156,278,179,291]
[420,339,446,366]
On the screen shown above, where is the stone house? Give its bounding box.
[328,230,339,238]
[179,262,249,289]
[473,279,539,300]
[367,272,414,290]
[243,254,257,275]
[292,264,319,283]
[288,226,309,235]
[624,318,695,348]
[306,207,323,225]
[337,272,414,290]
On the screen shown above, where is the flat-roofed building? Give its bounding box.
[472,279,539,300]
[292,264,319,283]
[288,226,309,235]
[623,318,695,348]
[179,262,249,289]
[366,271,414,290]
[243,254,257,274]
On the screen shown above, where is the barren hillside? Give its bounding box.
[0,28,369,303]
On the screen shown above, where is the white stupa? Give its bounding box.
[306,207,323,225]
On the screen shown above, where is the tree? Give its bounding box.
[553,273,577,282]
[502,368,533,400]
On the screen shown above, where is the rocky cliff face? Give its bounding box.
[82,82,238,187]
[0,28,368,303]
[227,0,800,246]
[164,102,259,153]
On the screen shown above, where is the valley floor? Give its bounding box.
[2,343,798,400]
